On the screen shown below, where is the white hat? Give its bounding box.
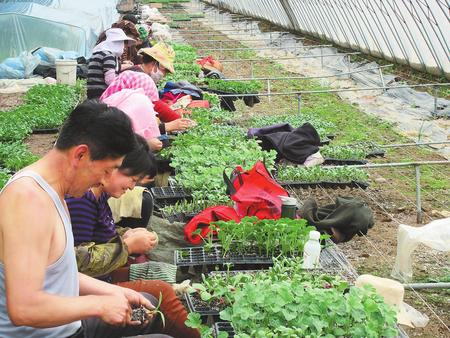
[355,274,429,328]
[105,28,136,43]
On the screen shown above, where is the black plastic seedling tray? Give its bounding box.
[32,128,59,134]
[213,322,235,338]
[162,211,197,224]
[323,158,368,165]
[174,246,274,273]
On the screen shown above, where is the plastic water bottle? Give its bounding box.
[279,195,297,219]
[302,230,321,269]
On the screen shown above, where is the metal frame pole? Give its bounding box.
[415,164,422,224]
[267,79,271,103]
[297,94,302,114]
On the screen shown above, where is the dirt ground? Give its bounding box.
[0,93,24,111]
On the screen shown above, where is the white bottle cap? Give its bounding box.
[309,230,321,240]
[278,195,297,206]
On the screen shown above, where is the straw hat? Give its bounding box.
[139,43,175,74]
[355,274,421,327]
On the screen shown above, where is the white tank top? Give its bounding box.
[0,171,81,337]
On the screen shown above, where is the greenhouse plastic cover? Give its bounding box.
[0,0,120,62]
[203,0,450,79]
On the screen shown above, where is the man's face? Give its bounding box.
[69,152,124,198]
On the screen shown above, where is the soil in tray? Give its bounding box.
[186,292,226,315]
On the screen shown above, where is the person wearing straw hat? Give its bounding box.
[87,28,136,99]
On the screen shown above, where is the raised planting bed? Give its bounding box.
[321,143,386,161]
[278,180,370,190]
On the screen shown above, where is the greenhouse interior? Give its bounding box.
[0,0,448,337]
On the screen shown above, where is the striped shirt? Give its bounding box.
[87,51,119,92]
[66,190,117,245]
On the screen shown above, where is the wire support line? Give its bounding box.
[214,83,450,98]
[220,65,393,82]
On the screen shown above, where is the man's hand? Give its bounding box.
[114,287,155,326]
[98,293,132,326]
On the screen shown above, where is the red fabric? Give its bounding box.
[229,160,288,219]
[161,92,187,105]
[152,100,181,122]
[184,206,240,245]
[187,100,210,108]
[196,55,223,72]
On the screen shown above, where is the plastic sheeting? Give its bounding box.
[204,0,450,79]
[0,0,120,61]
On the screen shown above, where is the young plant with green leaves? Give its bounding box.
[249,111,336,139]
[277,165,369,183]
[213,217,319,257]
[0,169,11,189]
[219,280,398,338]
[206,79,262,94]
[0,142,39,171]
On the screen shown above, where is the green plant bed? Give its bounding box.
[213,217,319,258]
[249,112,336,139]
[0,169,12,189]
[219,281,398,338]
[276,165,369,184]
[0,142,39,172]
[206,79,262,94]
[164,123,276,202]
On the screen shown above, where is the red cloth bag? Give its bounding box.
[184,206,240,245]
[224,160,288,219]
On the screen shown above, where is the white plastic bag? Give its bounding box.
[391,218,450,282]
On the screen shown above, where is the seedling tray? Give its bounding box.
[151,186,192,212]
[212,322,407,338]
[323,158,368,165]
[32,127,59,134]
[174,246,274,273]
[184,293,223,319]
[213,322,235,338]
[366,149,386,158]
[162,210,197,224]
[151,186,191,200]
[278,180,369,190]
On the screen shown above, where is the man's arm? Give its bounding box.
[1,183,130,327]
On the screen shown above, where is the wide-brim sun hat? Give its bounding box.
[105,28,136,44]
[139,42,175,74]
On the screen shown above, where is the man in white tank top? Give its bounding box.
[0,100,170,338]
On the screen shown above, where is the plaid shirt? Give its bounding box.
[100,70,159,102]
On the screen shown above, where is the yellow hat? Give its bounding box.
[139,42,175,74]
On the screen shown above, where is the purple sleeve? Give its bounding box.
[66,191,99,246]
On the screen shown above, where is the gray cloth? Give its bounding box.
[146,216,195,264]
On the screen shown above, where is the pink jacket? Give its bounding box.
[102,88,160,139]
